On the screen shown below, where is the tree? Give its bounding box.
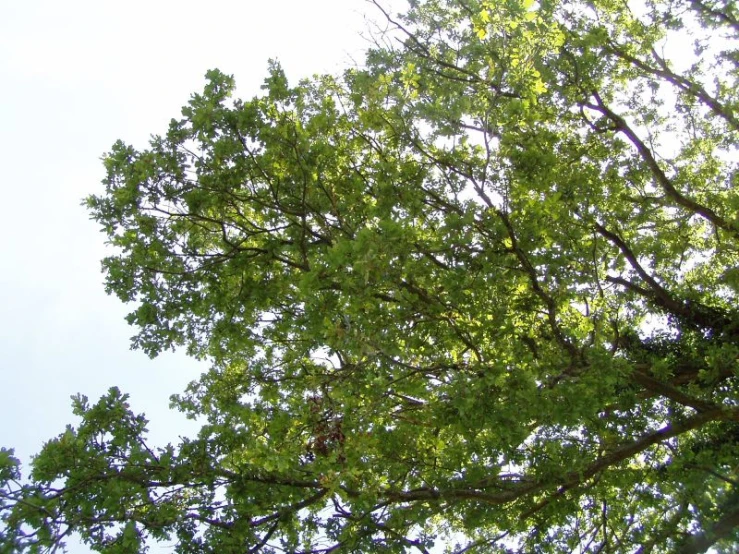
[3,0,739,551]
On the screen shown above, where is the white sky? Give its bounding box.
[0,1,396,551]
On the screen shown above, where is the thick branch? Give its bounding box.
[497,209,579,359]
[587,92,738,238]
[606,43,739,132]
[519,408,735,521]
[689,0,739,33]
[595,222,733,334]
[630,368,719,413]
[675,495,739,554]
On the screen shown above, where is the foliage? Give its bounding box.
[3,0,739,551]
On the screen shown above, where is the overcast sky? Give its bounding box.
[0,1,393,550]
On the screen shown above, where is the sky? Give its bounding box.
[0,1,395,550]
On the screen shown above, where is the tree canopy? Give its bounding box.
[3,0,739,552]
